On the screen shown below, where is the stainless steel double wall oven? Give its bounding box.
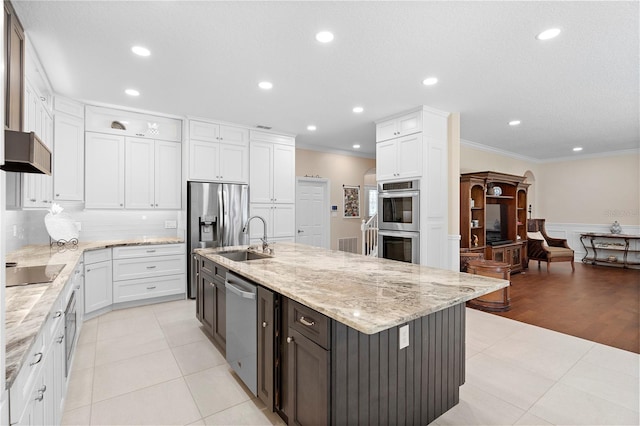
[378,180,420,264]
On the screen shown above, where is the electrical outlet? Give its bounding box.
[164,220,177,229]
[399,324,409,349]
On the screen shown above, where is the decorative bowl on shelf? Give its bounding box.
[607,255,617,262]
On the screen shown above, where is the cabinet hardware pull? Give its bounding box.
[56,193,60,197]
[57,335,64,344]
[75,270,80,275]
[86,269,91,272]
[209,282,215,287]
[151,204,154,207]
[287,336,294,343]
[30,198,36,202]
[262,321,268,328]
[30,352,43,366]
[147,249,156,253]
[299,316,315,327]
[146,286,156,290]
[120,203,124,207]
[54,311,62,318]
[146,265,157,269]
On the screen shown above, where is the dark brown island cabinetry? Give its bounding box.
[257,286,275,411]
[195,255,227,351]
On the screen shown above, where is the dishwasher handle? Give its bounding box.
[225,279,256,300]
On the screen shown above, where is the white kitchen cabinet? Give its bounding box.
[85,105,182,142]
[376,133,422,181]
[85,132,125,209]
[188,120,249,183]
[375,110,422,142]
[112,244,186,304]
[84,249,113,315]
[125,137,181,209]
[53,112,84,201]
[249,140,295,204]
[249,204,295,240]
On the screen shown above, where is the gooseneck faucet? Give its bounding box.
[242,215,270,252]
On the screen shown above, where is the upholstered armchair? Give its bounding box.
[527,219,575,271]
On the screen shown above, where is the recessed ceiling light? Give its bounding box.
[508,120,521,126]
[307,125,317,131]
[131,45,150,57]
[125,89,140,96]
[315,31,334,43]
[258,81,273,90]
[352,144,361,149]
[422,77,438,86]
[536,28,561,40]
[573,146,583,152]
[352,106,364,113]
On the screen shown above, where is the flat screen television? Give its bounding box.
[486,204,509,244]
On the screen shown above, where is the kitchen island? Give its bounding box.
[195,242,508,425]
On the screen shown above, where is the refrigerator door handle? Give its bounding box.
[218,186,225,247]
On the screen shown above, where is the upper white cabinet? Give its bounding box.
[125,137,181,209]
[376,133,423,181]
[85,132,125,209]
[249,131,295,204]
[53,100,84,201]
[375,110,422,142]
[85,106,182,142]
[188,120,249,183]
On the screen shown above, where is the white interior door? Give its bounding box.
[295,178,330,248]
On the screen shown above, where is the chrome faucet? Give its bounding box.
[242,215,270,253]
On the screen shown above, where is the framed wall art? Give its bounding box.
[343,185,360,218]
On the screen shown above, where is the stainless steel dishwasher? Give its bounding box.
[225,271,257,395]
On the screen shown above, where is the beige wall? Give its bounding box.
[295,149,376,251]
[460,143,640,227]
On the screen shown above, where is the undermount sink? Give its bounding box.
[216,250,273,262]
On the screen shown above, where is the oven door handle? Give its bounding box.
[379,191,420,198]
[378,230,420,238]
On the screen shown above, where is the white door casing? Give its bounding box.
[295,178,330,249]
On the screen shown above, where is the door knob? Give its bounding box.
[298,229,304,233]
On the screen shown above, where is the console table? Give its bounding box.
[580,233,640,269]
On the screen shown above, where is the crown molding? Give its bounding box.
[460,139,541,163]
[539,147,640,163]
[296,143,376,159]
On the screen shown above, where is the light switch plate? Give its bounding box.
[164,220,177,229]
[399,324,409,349]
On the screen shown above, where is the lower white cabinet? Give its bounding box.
[84,249,113,315]
[112,244,186,304]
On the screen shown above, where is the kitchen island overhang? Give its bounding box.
[195,242,508,425]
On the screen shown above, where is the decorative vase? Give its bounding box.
[44,212,79,243]
[610,221,622,234]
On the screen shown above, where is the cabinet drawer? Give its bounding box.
[200,257,227,282]
[288,300,331,350]
[9,332,45,424]
[44,297,65,346]
[112,243,185,259]
[113,255,186,281]
[113,274,185,303]
[84,248,112,264]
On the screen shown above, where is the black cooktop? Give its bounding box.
[5,264,66,287]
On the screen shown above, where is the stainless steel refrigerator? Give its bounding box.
[187,181,249,298]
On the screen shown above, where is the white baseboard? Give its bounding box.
[448,234,461,271]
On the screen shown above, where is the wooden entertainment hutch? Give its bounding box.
[460,171,529,273]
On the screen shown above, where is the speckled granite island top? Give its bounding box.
[4,237,184,388]
[195,242,509,335]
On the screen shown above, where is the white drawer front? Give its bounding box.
[113,255,186,281]
[112,244,185,259]
[84,248,112,264]
[10,333,45,424]
[113,274,185,303]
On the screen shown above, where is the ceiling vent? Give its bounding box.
[256,125,272,130]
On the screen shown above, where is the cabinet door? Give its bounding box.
[84,260,113,314]
[257,287,274,411]
[396,133,423,179]
[213,281,227,350]
[219,142,249,183]
[219,125,248,144]
[272,144,295,203]
[272,204,295,239]
[491,247,505,263]
[200,273,215,335]
[375,118,397,142]
[286,328,329,426]
[249,141,273,203]
[397,110,422,137]
[189,139,220,181]
[21,174,40,208]
[52,320,66,426]
[53,112,84,201]
[189,120,219,142]
[125,137,155,209]
[376,139,398,181]
[155,140,182,209]
[249,204,273,239]
[85,133,125,208]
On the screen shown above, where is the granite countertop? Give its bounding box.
[4,237,184,388]
[195,242,509,335]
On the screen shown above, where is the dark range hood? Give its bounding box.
[1,129,52,175]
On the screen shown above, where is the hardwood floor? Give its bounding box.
[488,261,640,354]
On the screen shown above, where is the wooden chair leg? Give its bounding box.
[537,260,541,269]
[571,259,575,272]
[546,262,550,272]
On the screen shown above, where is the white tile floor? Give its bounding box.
[62,299,639,425]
